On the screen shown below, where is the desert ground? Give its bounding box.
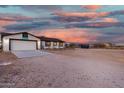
[0,48,124,88]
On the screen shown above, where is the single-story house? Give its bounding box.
[89,42,113,48]
[113,43,124,49]
[0,32,66,51]
[39,36,65,49]
[114,43,124,47]
[80,44,89,49]
[0,32,41,51]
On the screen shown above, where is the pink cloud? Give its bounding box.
[33,28,100,43]
[67,18,119,28]
[95,18,118,23]
[0,19,17,32]
[85,17,119,23]
[0,14,32,27]
[0,15,32,32]
[0,20,16,26]
[0,13,32,21]
[54,11,109,19]
[82,5,102,11]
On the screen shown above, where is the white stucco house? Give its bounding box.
[0,32,41,52]
[0,32,66,52]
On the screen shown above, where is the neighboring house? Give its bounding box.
[113,43,124,49]
[114,43,124,47]
[0,32,41,51]
[89,42,113,48]
[80,44,89,49]
[39,36,65,49]
[65,43,80,48]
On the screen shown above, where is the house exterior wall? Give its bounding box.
[41,41,65,49]
[41,41,52,49]
[3,34,41,51]
[59,43,65,48]
[0,34,1,48]
[50,42,54,49]
[53,42,59,48]
[0,34,1,41]
[41,41,45,49]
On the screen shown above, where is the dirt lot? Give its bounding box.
[0,51,17,62]
[0,49,124,88]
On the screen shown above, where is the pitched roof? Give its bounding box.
[0,32,13,38]
[0,32,13,36]
[39,36,64,42]
[0,32,65,42]
[0,32,39,39]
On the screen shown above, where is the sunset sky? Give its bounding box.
[0,5,124,43]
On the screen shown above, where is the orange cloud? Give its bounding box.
[0,15,32,27]
[0,20,17,32]
[0,15,31,32]
[0,20,16,27]
[86,18,118,23]
[82,5,102,11]
[33,28,99,43]
[54,11,109,18]
[99,18,118,23]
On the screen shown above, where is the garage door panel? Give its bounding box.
[10,40,37,51]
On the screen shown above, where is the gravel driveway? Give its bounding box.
[0,49,124,88]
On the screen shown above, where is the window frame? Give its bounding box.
[45,41,51,47]
[53,42,57,46]
[59,42,63,46]
[22,33,28,39]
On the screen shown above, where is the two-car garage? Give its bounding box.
[10,39,38,51]
[2,32,41,52]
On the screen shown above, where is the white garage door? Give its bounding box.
[10,40,37,51]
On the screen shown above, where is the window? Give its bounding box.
[53,42,57,46]
[22,33,28,39]
[45,42,51,47]
[59,42,63,46]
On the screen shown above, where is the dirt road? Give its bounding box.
[0,49,124,88]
